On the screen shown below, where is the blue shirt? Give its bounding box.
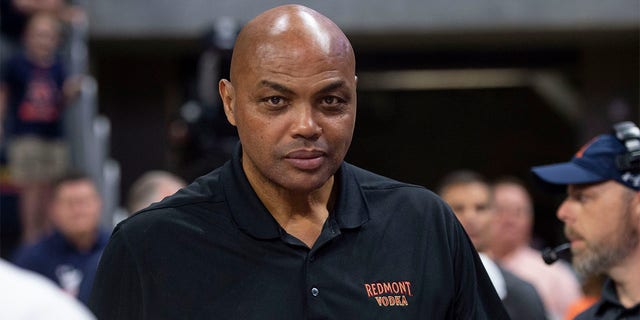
[11,229,110,305]
[0,51,67,139]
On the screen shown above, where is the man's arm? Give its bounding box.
[449,217,510,319]
[89,227,143,320]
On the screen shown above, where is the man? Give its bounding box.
[1,12,81,243]
[89,5,507,319]
[532,122,640,319]
[12,172,109,305]
[438,170,547,320]
[490,178,582,319]
[126,170,186,214]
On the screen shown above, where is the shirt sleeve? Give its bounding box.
[88,225,143,320]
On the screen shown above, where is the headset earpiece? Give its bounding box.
[614,121,640,173]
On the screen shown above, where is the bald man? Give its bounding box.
[89,5,507,319]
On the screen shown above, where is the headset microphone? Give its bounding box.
[541,243,571,265]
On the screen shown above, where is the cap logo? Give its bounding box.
[575,137,598,158]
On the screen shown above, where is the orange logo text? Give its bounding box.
[364,281,413,307]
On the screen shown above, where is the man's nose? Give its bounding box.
[291,104,321,140]
[556,199,572,223]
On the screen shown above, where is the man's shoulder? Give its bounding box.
[137,166,226,213]
[114,166,234,238]
[344,162,433,195]
[501,267,548,319]
[501,267,544,302]
[573,301,600,320]
[343,163,450,219]
[10,234,59,266]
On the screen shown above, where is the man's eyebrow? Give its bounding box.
[258,80,295,95]
[317,80,347,95]
[257,79,350,96]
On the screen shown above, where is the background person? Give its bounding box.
[89,5,508,319]
[11,171,109,305]
[532,122,640,319]
[489,177,582,319]
[0,0,86,61]
[438,170,547,320]
[0,12,82,244]
[126,170,186,214]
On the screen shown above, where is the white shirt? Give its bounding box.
[479,253,507,300]
[0,259,96,320]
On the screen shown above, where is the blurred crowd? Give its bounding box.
[0,1,628,319]
[0,1,186,317]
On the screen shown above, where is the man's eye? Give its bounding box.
[267,96,283,105]
[322,96,343,105]
[571,192,586,203]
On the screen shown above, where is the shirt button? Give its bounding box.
[311,287,319,297]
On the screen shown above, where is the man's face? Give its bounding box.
[51,179,102,238]
[492,184,533,248]
[441,182,494,251]
[220,41,357,193]
[24,15,60,62]
[558,180,639,276]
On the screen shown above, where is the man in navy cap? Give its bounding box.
[531,121,640,319]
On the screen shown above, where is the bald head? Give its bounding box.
[218,5,358,196]
[229,5,355,84]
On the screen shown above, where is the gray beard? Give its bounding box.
[572,207,639,277]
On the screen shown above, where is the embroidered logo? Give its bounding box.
[574,137,598,158]
[363,281,413,307]
[55,264,83,297]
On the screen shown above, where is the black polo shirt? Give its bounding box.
[576,279,640,320]
[89,147,508,319]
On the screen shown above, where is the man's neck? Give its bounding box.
[609,249,640,308]
[26,51,54,68]
[489,243,520,261]
[65,230,98,252]
[249,175,335,248]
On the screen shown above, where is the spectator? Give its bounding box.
[11,171,109,305]
[490,177,582,320]
[0,258,95,319]
[532,121,640,319]
[438,170,548,320]
[0,12,81,243]
[1,0,86,51]
[89,5,509,319]
[127,170,186,214]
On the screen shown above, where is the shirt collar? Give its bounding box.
[223,144,370,240]
[594,278,640,316]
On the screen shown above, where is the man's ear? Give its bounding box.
[219,79,237,126]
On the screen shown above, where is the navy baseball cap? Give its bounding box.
[531,134,640,191]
